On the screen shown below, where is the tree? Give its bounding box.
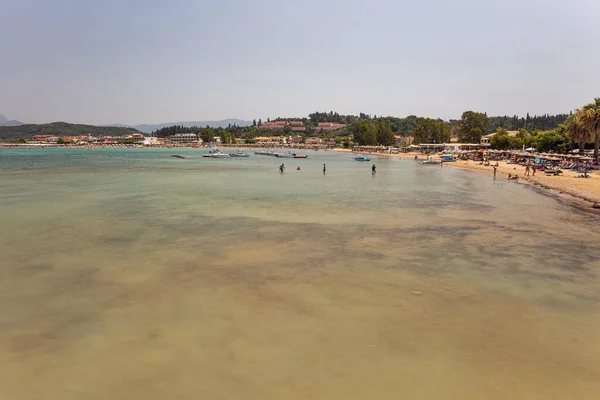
[565,112,590,154]
[200,128,214,143]
[409,118,449,144]
[252,119,257,127]
[490,132,511,150]
[578,98,600,163]
[57,138,65,145]
[435,120,451,144]
[457,111,489,143]
[352,120,377,145]
[531,129,569,153]
[376,119,395,146]
[220,131,234,144]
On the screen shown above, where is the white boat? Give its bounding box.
[255,150,274,156]
[422,157,442,165]
[204,150,230,158]
[275,151,294,158]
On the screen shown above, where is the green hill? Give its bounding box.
[0,122,142,140]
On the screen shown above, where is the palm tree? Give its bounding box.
[578,98,600,164]
[565,111,590,155]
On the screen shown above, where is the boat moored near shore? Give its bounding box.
[422,156,442,164]
[203,150,230,158]
[229,150,250,157]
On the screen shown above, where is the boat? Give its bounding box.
[275,152,294,158]
[293,155,308,159]
[229,151,250,157]
[441,154,457,162]
[203,150,230,158]
[170,154,185,159]
[255,150,274,156]
[422,157,442,165]
[355,156,370,161]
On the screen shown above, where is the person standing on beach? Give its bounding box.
[493,165,497,176]
[532,164,536,176]
[525,163,530,176]
[323,164,326,175]
[372,164,376,174]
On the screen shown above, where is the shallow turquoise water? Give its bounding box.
[1,148,599,399]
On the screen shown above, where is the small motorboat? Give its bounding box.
[422,157,442,165]
[204,150,230,158]
[229,151,250,157]
[276,152,294,158]
[293,154,308,159]
[355,156,370,161]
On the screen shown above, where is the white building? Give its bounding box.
[170,133,198,143]
[143,137,160,146]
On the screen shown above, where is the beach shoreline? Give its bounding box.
[2,144,598,209]
[336,148,600,208]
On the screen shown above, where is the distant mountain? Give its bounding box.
[107,119,252,133]
[0,114,23,127]
[0,121,141,140]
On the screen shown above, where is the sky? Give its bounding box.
[1,0,599,125]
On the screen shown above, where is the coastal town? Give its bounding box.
[2,104,599,209]
[2,126,598,209]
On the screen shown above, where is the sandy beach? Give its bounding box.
[448,159,600,205]
[334,149,600,207]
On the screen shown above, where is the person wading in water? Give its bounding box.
[372,164,376,174]
[322,164,326,175]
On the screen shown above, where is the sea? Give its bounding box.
[1,147,599,399]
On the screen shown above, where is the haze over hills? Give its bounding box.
[0,122,142,140]
[0,114,252,132]
[108,119,253,134]
[0,114,24,127]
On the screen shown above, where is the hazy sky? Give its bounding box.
[1,0,599,124]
